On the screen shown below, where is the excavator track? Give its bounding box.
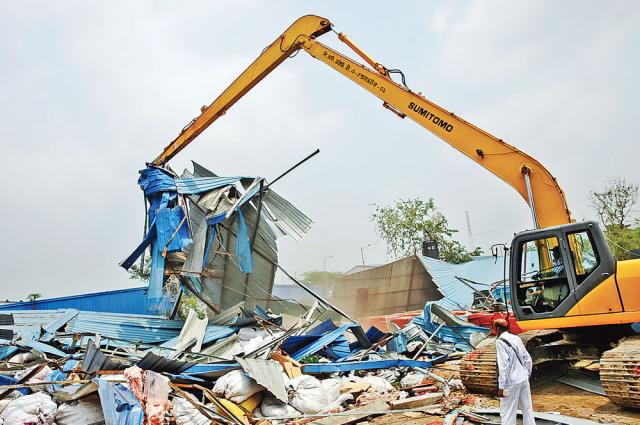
[461,330,562,394]
[600,336,640,408]
[460,330,600,394]
[460,342,499,394]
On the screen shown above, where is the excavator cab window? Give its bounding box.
[517,236,570,314]
[567,230,600,285]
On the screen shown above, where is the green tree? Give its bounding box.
[300,270,343,286]
[128,261,151,283]
[371,198,482,263]
[299,270,343,295]
[26,293,42,302]
[590,178,638,228]
[590,178,640,260]
[604,226,640,260]
[179,294,206,320]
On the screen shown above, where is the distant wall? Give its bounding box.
[331,256,443,319]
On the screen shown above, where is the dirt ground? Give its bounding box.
[472,381,640,424]
[531,381,640,424]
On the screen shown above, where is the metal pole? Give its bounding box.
[359,243,373,266]
[522,168,539,228]
[264,149,320,190]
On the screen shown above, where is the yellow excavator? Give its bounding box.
[150,15,640,407]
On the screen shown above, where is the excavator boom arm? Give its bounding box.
[152,16,332,166]
[152,15,572,229]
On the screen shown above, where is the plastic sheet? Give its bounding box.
[144,371,170,425]
[97,379,144,425]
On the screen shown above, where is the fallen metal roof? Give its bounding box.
[82,343,127,373]
[0,310,67,342]
[236,357,287,402]
[418,255,507,310]
[137,352,195,374]
[66,311,184,343]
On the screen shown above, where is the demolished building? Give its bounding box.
[121,162,312,314]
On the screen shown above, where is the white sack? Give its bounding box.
[7,352,38,365]
[288,375,326,414]
[359,376,394,394]
[212,370,265,403]
[0,392,57,425]
[260,397,300,417]
[321,378,343,404]
[171,397,210,425]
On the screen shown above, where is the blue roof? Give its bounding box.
[0,309,184,345]
[0,287,150,315]
[418,255,508,310]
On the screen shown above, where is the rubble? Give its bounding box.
[0,293,624,424]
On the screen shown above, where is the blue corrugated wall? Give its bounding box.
[0,287,150,315]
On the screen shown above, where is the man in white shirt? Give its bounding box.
[494,318,536,425]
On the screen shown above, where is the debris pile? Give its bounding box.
[0,298,524,424]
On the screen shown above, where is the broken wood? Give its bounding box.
[390,392,443,410]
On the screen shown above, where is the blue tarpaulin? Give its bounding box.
[202,214,226,268]
[155,206,191,253]
[0,374,29,395]
[138,167,176,197]
[97,379,144,425]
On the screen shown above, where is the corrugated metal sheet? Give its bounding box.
[137,352,194,373]
[262,190,313,240]
[175,163,312,312]
[236,358,287,402]
[66,311,184,343]
[175,176,246,194]
[333,255,507,318]
[418,256,507,310]
[333,256,442,318]
[0,310,67,341]
[0,287,149,315]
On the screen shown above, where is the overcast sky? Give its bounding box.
[1,1,638,300]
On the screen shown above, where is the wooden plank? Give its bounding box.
[311,399,388,425]
[389,392,443,410]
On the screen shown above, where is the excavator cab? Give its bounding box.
[510,221,617,322]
